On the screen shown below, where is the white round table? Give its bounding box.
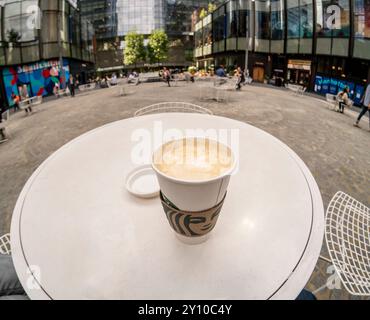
[11,114,324,300]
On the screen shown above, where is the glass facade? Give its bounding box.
[287,0,313,54]
[116,0,165,36]
[0,0,95,66]
[195,0,370,101]
[195,0,370,60]
[79,0,218,67]
[353,0,370,59]
[0,0,95,107]
[316,0,350,56]
[79,0,118,40]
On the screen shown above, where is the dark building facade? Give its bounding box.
[0,0,95,107]
[79,0,223,71]
[195,0,370,104]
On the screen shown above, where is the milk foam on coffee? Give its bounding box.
[153,138,234,181]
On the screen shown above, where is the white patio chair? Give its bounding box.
[134,102,213,117]
[314,192,370,296]
[297,87,307,96]
[325,94,337,110]
[198,83,214,101]
[214,86,230,103]
[0,110,10,142]
[29,96,43,106]
[0,233,11,255]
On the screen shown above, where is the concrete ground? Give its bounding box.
[0,81,369,300]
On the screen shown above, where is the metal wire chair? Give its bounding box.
[317,192,370,296]
[0,233,11,255]
[134,102,213,117]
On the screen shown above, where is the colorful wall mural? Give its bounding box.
[2,59,70,106]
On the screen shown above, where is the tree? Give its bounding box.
[123,31,146,67]
[199,8,208,19]
[147,29,169,65]
[208,3,217,13]
[6,29,21,44]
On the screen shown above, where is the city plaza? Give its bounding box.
[0,0,369,301]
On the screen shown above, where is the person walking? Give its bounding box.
[235,67,245,91]
[354,84,370,130]
[163,67,171,87]
[11,92,20,112]
[68,75,76,97]
[20,85,32,114]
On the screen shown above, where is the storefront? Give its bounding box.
[286,60,312,87]
[312,56,370,105]
[1,59,71,107]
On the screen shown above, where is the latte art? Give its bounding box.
[153,138,234,181]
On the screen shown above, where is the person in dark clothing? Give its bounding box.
[354,84,370,130]
[235,67,245,91]
[69,75,76,97]
[216,65,227,77]
[163,67,171,87]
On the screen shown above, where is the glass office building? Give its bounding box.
[79,0,223,70]
[0,0,95,107]
[194,0,370,103]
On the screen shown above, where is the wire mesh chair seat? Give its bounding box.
[325,191,370,296]
[134,102,213,117]
[0,233,11,255]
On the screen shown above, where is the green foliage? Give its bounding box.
[7,29,21,43]
[208,3,217,13]
[123,31,146,66]
[199,8,208,19]
[188,66,197,75]
[147,29,169,64]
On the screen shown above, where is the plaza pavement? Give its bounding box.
[0,81,369,300]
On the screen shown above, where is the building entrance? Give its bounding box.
[253,65,265,83]
[287,60,311,87]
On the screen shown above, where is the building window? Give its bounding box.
[271,0,284,41]
[226,1,238,38]
[287,0,313,54]
[255,0,271,40]
[353,0,370,60]
[316,0,350,56]
[3,0,39,43]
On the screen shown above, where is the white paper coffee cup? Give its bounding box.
[152,138,236,212]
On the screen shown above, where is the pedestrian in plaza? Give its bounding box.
[54,82,60,98]
[163,67,171,87]
[111,73,118,86]
[336,87,350,114]
[354,83,370,130]
[11,92,20,112]
[235,67,245,91]
[68,75,76,97]
[216,65,227,78]
[20,85,32,114]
